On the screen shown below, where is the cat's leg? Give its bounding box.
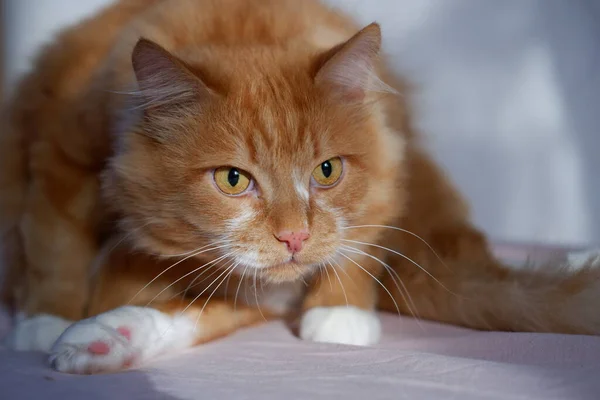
[46,240,276,374]
[299,250,385,346]
[3,141,102,352]
[1,0,164,348]
[0,119,26,308]
[49,299,273,374]
[17,163,100,320]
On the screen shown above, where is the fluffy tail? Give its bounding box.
[379,241,600,335]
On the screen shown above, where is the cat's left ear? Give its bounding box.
[131,38,212,113]
[315,23,392,102]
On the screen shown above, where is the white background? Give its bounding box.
[3,0,600,246]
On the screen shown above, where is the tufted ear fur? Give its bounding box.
[315,23,394,102]
[131,39,212,111]
[128,39,214,141]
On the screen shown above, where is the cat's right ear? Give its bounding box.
[131,38,212,113]
[314,23,394,103]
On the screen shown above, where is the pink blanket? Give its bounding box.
[2,243,599,400]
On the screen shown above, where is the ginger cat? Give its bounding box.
[2,0,599,374]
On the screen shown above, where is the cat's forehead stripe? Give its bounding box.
[293,169,310,203]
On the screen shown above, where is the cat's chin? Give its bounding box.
[259,261,315,284]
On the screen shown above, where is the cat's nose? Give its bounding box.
[276,230,310,254]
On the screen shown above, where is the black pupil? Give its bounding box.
[228,168,240,187]
[321,161,332,178]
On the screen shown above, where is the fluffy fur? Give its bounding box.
[1,0,600,374]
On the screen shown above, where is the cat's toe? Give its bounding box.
[4,314,72,352]
[49,319,138,374]
[299,306,381,346]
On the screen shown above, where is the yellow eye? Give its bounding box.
[312,157,343,187]
[213,167,252,195]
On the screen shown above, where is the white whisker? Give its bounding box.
[180,260,238,316]
[156,258,236,341]
[161,239,231,258]
[340,244,422,327]
[129,242,232,304]
[145,251,235,306]
[341,225,451,271]
[234,265,250,313]
[341,238,459,297]
[194,261,240,332]
[322,262,333,292]
[329,256,357,288]
[327,258,349,308]
[253,268,268,321]
[167,260,224,301]
[337,251,400,315]
[223,266,236,302]
[106,221,153,256]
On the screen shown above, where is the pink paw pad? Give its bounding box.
[85,327,131,355]
[123,356,135,368]
[87,341,111,355]
[116,326,132,340]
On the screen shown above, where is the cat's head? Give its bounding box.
[104,23,406,282]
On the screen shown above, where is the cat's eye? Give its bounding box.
[213,167,252,196]
[312,157,343,187]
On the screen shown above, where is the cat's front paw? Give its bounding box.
[49,306,192,374]
[49,308,142,374]
[299,306,381,346]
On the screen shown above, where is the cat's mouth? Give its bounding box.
[260,259,313,282]
[233,251,321,282]
[269,259,302,270]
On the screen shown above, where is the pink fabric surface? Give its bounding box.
[1,244,599,400]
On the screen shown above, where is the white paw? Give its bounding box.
[299,306,381,346]
[4,313,72,352]
[49,306,196,374]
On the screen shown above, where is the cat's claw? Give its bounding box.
[299,306,381,346]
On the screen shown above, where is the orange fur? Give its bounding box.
[2,0,600,372]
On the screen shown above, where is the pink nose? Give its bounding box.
[276,230,310,254]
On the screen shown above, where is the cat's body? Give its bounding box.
[2,0,599,374]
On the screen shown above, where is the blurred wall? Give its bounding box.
[3,0,109,89]
[3,0,600,246]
